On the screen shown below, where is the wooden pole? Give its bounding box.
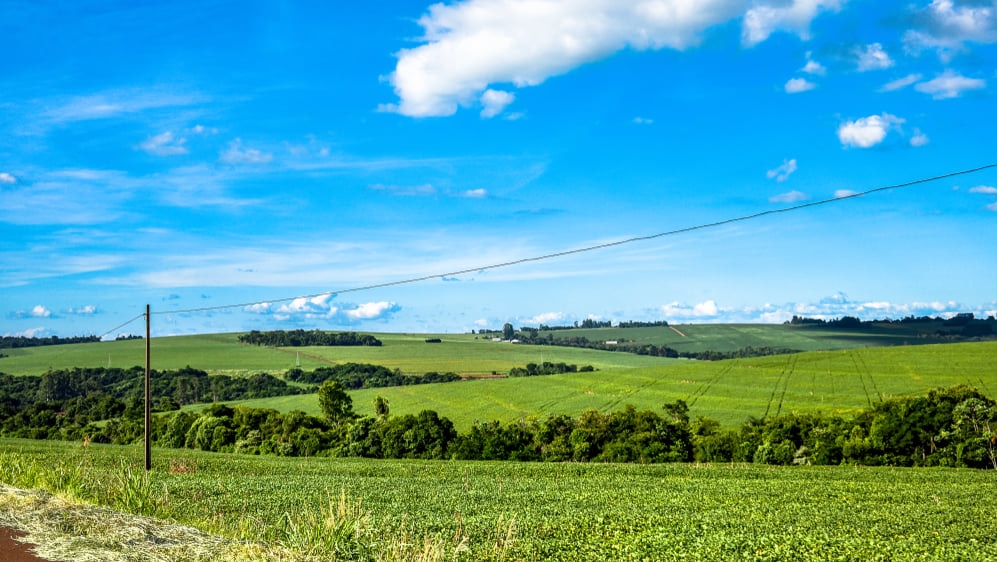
[145,304,151,472]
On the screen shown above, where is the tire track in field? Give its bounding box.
[774,354,798,418]
[763,356,792,419]
[848,351,873,408]
[686,362,733,408]
[853,351,882,403]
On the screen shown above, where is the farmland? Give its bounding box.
[2,328,997,559]
[218,340,997,429]
[2,439,997,561]
[0,331,679,378]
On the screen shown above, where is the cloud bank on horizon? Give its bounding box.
[1,0,995,337]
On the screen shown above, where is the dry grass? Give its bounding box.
[0,484,290,562]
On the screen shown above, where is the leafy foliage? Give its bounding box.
[238,330,382,347]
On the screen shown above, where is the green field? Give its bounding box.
[222,341,997,429]
[6,329,996,430]
[0,332,678,377]
[2,439,996,561]
[542,321,969,352]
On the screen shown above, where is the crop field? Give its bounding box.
[1,439,996,561]
[543,321,965,352]
[225,341,997,429]
[0,332,677,377]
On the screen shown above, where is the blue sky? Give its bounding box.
[2,0,996,338]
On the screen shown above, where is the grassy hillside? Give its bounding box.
[0,332,677,377]
[223,341,997,429]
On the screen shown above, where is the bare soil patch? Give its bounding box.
[0,525,58,562]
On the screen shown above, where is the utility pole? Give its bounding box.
[144,304,151,472]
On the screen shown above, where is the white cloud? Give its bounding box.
[988,202,997,211]
[742,0,844,46]
[910,129,930,147]
[462,188,488,198]
[770,190,808,203]
[140,131,188,156]
[387,0,836,117]
[66,305,98,315]
[525,311,565,325]
[189,124,218,135]
[0,172,16,184]
[802,52,826,75]
[766,158,798,182]
[661,300,722,319]
[970,185,997,194]
[345,301,397,320]
[878,73,923,92]
[855,42,894,71]
[244,302,272,313]
[837,113,904,148]
[220,139,273,165]
[834,189,858,198]
[244,295,398,323]
[13,305,53,319]
[480,89,515,118]
[904,0,997,59]
[784,77,816,93]
[914,70,986,99]
[633,117,654,124]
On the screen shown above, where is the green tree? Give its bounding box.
[318,380,354,424]
[373,395,390,418]
[502,322,515,340]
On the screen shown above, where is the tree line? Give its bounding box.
[285,363,461,388]
[238,330,382,347]
[0,363,462,443]
[1,335,101,349]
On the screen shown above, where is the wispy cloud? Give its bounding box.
[914,70,986,99]
[219,139,273,165]
[480,89,515,118]
[766,158,798,182]
[903,0,997,60]
[801,52,826,75]
[785,77,816,93]
[769,190,808,203]
[878,73,922,92]
[855,42,894,71]
[0,172,17,184]
[910,129,930,147]
[370,183,438,196]
[969,185,997,194]
[140,131,188,156]
[43,89,204,124]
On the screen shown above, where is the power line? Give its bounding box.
[146,163,994,318]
